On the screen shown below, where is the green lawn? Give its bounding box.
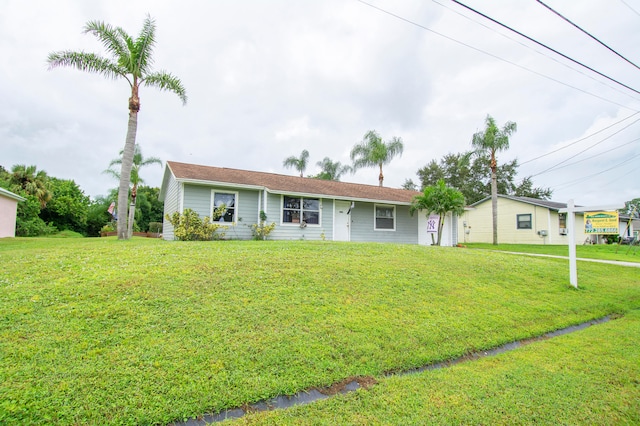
[1,238,639,425]
[235,309,640,425]
[466,242,640,263]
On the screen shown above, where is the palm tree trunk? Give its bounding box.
[436,214,444,246]
[127,200,136,238]
[491,168,498,245]
[117,109,138,240]
[378,163,384,187]
[127,184,138,238]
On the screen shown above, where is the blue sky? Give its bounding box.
[2,0,639,207]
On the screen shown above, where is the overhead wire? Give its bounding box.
[355,0,638,110]
[528,137,639,173]
[536,0,640,71]
[528,117,640,177]
[551,152,640,190]
[520,111,640,165]
[449,0,640,96]
[432,0,640,104]
[619,0,640,18]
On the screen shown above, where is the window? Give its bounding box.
[517,214,532,229]
[375,205,395,230]
[283,196,320,225]
[558,213,567,234]
[212,191,236,222]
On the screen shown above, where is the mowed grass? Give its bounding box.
[1,238,639,425]
[466,242,640,263]
[235,309,640,425]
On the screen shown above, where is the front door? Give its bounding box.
[334,200,351,241]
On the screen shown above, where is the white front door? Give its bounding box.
[334,200,351,241]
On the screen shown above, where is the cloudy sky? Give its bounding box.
[2,0,639,207]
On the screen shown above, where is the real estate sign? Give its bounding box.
[584,211,619,234]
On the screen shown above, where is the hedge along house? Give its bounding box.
[159,161,459,245]
[0,187,26,238]
[458,195,633,245]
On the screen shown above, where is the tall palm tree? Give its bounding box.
[10,165,52,208]
[471,115,517,245]
[315,157,353,181]
[350,130,404,187]
[104,144,162,238]
[48,15,187,240]
[283,150,310,177]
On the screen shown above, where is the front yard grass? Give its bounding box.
[1,238,639,425]
[236,309,640,425]
[466,242,640,263]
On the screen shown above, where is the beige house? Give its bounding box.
[459,195,599,245]
[0,187,25,238]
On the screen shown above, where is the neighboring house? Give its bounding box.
[0,187,26,238]
[159,161,459,246]
[459,195,635,245]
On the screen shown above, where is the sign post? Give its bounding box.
[559,200,623,288]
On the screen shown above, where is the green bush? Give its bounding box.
[250,210,276,240]
[165,207,227,241]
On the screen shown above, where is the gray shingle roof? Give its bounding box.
[166,161,420,204]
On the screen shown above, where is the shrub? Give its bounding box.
[250,210,276,240]
[165,207,227,241]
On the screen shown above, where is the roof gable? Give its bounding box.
[165,161,420,204]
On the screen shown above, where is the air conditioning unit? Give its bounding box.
[537,230,548,237]
[559,228,568,235]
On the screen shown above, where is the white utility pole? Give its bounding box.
[559,200,624,288]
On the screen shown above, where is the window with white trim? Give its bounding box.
[375,205,395,230]
[516,213,532,229]
[212,191,237,223]
[283,196,320,225]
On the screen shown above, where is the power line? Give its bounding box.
[529,117,640,177]
[520,111,640,165]
[432,0,640,104]
[530,137,639,173]
[355,0,638,110]
[551,152,640,190]
[619,0,640,18]
[450,0,640,96]
[536,0,640,71]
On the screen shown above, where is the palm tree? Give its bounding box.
[104,144,162,238]
[48,15,187,240]
[471,115,517,245]
[350,130,404,187]
[283,150,310,177]
[10,165,52,208]
[315,157,353,181]
[409,179,465,246]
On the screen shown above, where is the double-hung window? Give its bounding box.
[516,213,532,229]
[375,205,395,230]
[212,191,236,223]
[283,196,320,225]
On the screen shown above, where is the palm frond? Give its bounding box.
[144,71,187,105]
[83,20,128,63]
[47,51,127,81]
[135,15,157,76]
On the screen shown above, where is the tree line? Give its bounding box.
[0,164,163,237]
